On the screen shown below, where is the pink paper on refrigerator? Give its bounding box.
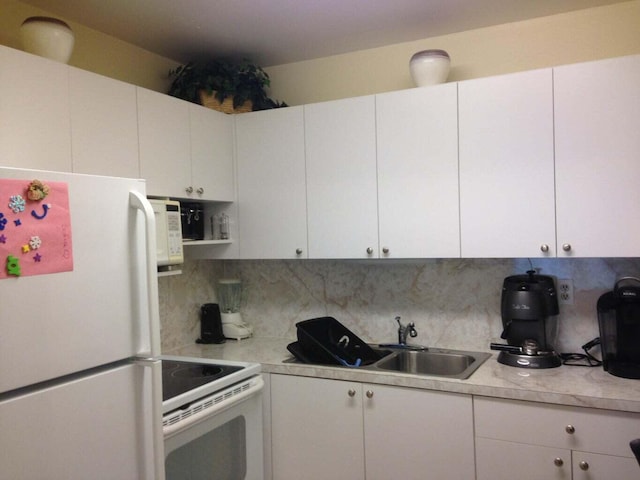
[0,178,73,278]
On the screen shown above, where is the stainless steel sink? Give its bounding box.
[367,348,491,380]
[283,344,491,380]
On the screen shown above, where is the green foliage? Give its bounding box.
[168,59,287,111]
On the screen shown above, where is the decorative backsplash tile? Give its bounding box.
[159,257,640,355]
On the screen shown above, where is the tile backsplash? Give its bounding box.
[158,257,640,355]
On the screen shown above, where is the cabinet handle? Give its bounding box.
[540,244,549,253]
[185,186,194,194]
[553,457,564,467]
[347,389,356,398]
[366,247,374,255]
[295,248,303,255]
[366,390,374,398]
[562,243,572,252]
[382,247,390,254]
[196,187,204,195]
[579,461,589,471]
[565,425,575,434]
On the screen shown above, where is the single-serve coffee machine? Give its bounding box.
[598,277,640,379]
[491,270,562,368]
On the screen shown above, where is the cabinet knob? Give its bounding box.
[185,186,194,194]
[579,461,589,471]
[295,248,303,255]
[382,247,390,254]
[366,247,374,255]
[562,243,572,252]
[540,244,549,253]
[347,389,356,398]
[366,390,374,398]
[565,425,575,434]
[196,187,204,195]
[553,457,564,467]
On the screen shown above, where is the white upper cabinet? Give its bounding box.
[190,104,234,202]
[376,84,460,258]
[137,87,192,198]
[138,87,233,201]
[305,96,379,259]
[0,45,71,172]
[235,107,307,259]
[458,68,556,258]
[69,68,139,178]
[554,54,640,257]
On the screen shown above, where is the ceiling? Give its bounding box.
[20,0,629,66]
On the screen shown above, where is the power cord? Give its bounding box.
[560,337,603,367]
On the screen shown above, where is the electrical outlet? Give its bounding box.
[558,279,574,305]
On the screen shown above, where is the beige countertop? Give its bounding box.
[167,337,640,413]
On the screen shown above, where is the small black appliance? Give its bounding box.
[181,202,204,240]
[490,270,562,368]
[597,277,640,379]
[196,303,226,344]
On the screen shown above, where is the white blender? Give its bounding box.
[217,279,253,340]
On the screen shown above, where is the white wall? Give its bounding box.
[2,1,639,103]
[265,1,640,105]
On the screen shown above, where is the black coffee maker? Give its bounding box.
[491,270,562,368]
[598,277,640,379]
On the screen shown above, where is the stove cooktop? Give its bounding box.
[161,360,243,401]
[160,355,261,413]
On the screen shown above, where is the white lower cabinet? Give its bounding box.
[474,397,640,479]
[476,437,571,479]
[572,451,639,479]
[270,374,474,480]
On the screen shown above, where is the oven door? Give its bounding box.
[164,375,264,480]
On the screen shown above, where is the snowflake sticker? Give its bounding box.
[8,195,25,213]
[29,236,42,250]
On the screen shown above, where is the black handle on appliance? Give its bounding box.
[490,343,523,354]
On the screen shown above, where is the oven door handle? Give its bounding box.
[163,376,264,438]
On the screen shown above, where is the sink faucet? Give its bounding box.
[396,316,417,345]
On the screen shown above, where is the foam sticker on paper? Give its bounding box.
[0,179,73,279]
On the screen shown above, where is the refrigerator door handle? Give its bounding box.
[137,358,166,480]
[129,191,161,358]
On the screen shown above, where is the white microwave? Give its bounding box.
[149,199,184,274]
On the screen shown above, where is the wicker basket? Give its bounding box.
[199,90,253,114]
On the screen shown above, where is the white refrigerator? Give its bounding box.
[0,167,165,479]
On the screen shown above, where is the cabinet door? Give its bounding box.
[0,45,71,172]
[376,84,460,258]
[270,375,365,480]
[189,105,234,201]
[235,107,307,259]
[305,96,378,259]
[572,451,640,479]
[476,438,570,480]
[69,68,139,178]
[364,384,475,480]
[459,69,555,257]
[554,55,640,257]
[137,87,191,198]
[475,397,640,458]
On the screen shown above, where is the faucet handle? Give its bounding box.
[395,316,402,327]
[408,322,418,338]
